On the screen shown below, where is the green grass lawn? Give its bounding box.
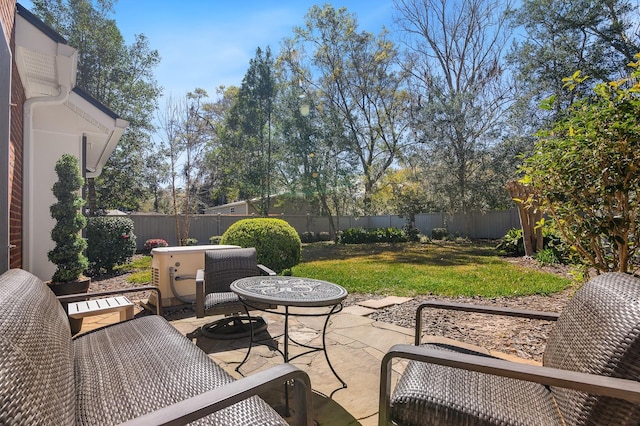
[118,241,573,297]
[115,255,152,284]
[291,241,573,297]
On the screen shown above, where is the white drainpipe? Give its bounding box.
[22,84,71,273]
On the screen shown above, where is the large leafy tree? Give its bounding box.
[395,0,514,214]
[32,0,161,212]
[274,65,359,237]
[225,47,276,216]
[508,0,640,123]
[522,63,640,274]
[282,5,410,215]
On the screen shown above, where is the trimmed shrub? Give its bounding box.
[318,232,331,241]
[208,235,222,245]
[299,231,316,243]
[339,227,370,244]
[220,218,301,273]
[48,154,88,282]
[143,238,168,253]
[339,227,408,244]
[431,228,448,240]
[402,224,421,242]
[86,216,136,274]
[181,238,198,246]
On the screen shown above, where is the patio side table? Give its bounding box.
[230,276,348,389]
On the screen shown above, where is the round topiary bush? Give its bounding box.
[220,218,301,273]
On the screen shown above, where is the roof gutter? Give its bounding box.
[22,43,74,272]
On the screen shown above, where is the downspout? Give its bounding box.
[22,84,71,273]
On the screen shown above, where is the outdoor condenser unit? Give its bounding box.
[149,245,240,308]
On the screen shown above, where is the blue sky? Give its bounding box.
[20,1,396,100]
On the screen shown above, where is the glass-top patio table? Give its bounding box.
[230,276,348,390]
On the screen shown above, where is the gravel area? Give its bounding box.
[89,257,577,362]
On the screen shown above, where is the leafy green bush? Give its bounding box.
[431,228,448,240]
[181,238,198,246]
[300,231,316,243]
[318,231,331,241]
[522,63,640,273]
[339,227,408,244]
[536,248,560,266]
[208,235,222,245]
[496,228,525,256]
[86,216,136,275]
[220,218,301,273]
[497,224,577,265]
[402,224,421,242]
[143,238,168,253]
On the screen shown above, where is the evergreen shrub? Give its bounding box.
[220,218,301,273]
[339,227,408,244]
[300,231,316,243]
[86,216,136,274]
[431,228,448,240]
[48,154,88,282]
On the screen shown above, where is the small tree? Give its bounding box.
[48,154,88,282]
[522,61,640,274]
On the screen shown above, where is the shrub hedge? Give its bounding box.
[338,227,409,244]
[220,218,301,273]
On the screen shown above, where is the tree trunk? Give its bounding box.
[505,180,540,257]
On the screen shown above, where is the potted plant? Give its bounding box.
[47,154,90,333]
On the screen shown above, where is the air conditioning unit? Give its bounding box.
[149,245,240,308]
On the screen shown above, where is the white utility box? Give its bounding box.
[150,245,240,307]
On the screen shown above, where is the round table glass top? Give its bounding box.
[230,276,348,307]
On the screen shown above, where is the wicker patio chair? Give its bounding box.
[195,247,276,339]
[379,272,640,426]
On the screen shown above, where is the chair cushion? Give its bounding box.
[0,269,75,425]
[390,344,563,426]
[543,272,640,425]
[204,291,241,310]
[73,315,287,425]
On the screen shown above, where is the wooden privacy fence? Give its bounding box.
[128,209,520,251]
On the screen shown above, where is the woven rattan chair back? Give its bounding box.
[203,248,259,295]
[543,272,640,424]
[0,269,76,424]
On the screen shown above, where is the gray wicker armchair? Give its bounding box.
[195,247,276,338]
[380,272,640,426]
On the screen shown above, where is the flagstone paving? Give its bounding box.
[356,296,414,309]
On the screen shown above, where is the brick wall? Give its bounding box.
[0,0,15,43]
[2,0,23,268]
[9,42,23,269]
